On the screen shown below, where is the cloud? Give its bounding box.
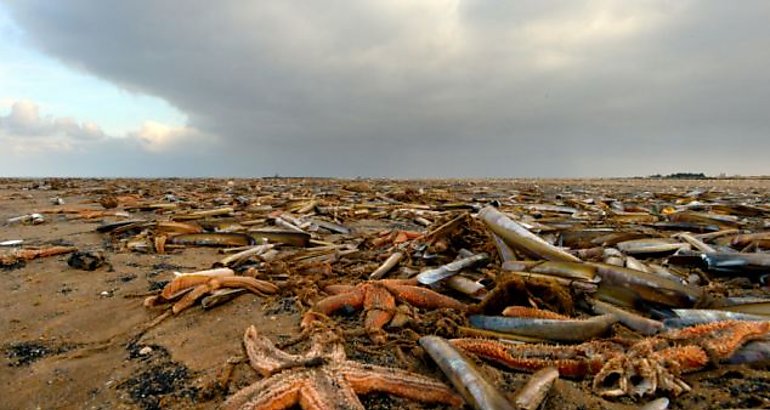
[0,100,105,140]
[3,1,770,176]
[0,100,213,163]
[128,121,211,153]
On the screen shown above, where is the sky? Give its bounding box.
[1,1,769,178]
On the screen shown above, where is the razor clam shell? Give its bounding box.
[468,314,617,343]
[201,288,248,309]
[247,229,311,247]
[214,244,274,268]
[675,232,716,253]
[616,238,690,255]
[663,309,770,328]
[590,262,701,307]
[420,335,515,410]
[96,219,148,233]
[446,275,487,300]
[311,219,350,234]
[502,260,598,282]
[492,232,518,262]
[168,232,254,247]
[369,251,404,280]
[501,271,598,292]
[417,253,488,285]
[703,252,770,272]
[727,340,770,365]
[512,367,559,410]
[0,239,23,247]
[478,206,581,263]
[589,298,663,335]
[713,302,770,317]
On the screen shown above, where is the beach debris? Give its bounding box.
[453,321,770,397]
[669,251,770,274]
[7,213,45,225]
[417,252,488,285]
[222,325,463,409]
[420,335,515,410]
[214,244,274,268]
[478,206,581,263]
[167,232,254,248]
[368,251,404,280]
[144,268,279,314]
[468,314,618,343]
[301,278,467,343]
[67,250,106,271]
[5,177,770,407]
[588,298,664,335]
[1,246,77,267]
[0,239,23,247]
[512,367,559,410]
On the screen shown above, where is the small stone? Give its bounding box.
[138,346,153,356]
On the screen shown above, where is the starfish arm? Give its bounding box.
[502,306,569,319]
[302,289,366,330]
[450,338,607,377]
[314,289,365,316]
[343,362,463,407]
[667,321,770,360]
[219,276,279,295]
[380,278,420,286]
[244,325,305,377]
[384,284,467,311]
[221,371,304,410]
[297,370,365,410]
[306,331,347,362]
[171,283,212,314]
[658,345,709,372]
[363,286,396,342]
[161,275,211,299]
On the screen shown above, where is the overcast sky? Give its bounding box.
[1,1,769,178]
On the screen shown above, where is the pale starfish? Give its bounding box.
[223,325,463,409]
[452,320,770,397]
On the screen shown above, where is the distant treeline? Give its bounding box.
[648,172,708,180]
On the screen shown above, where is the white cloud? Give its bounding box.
[0,100,105,140]
[128,121,211,153]
[0,100,214,156]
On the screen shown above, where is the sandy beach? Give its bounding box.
[2,177,770,410]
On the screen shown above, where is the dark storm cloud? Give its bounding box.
[5,1,770,177]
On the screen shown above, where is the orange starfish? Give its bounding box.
[223,325,463,409]
[452,320,770,397]
[145,271,279,314]
[302,278,466,343]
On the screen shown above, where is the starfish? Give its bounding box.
[452,320,770,397]
[1,246,77,267]
[302,278,466,343]
[144,271,279,314]
[223,325,463,409]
